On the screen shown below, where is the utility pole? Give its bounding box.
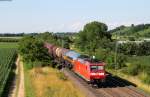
[115,41,118,70]
[115,32,121,74]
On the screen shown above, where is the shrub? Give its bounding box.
[57,72,68,81]
[95,49,108,61]
[19,36,52,68]
[116,54,127,69]
[105,53,115,69]
[139,73,150,85]
[127,63,141,76]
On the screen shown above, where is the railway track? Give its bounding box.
[108,75,149,97]
[63,69,150,97]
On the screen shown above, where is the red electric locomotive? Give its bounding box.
[44,43,106,84]
[73,55,106,84]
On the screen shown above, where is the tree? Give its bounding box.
[83,21,108,39]
[75,21,111,53]
[19,36,52,68]
[62,36,71,49]
[138,41,150,55]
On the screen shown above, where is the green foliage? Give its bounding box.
[35,32,60,46]
[36,32,71,49]
[95,49,108,61]
[143,76,150,85]
[83,21,108,39]
[137,41,150,55]
[57,72,68,81]
[126,63,141,76]
[116,54,127,69]
[111,24,150,38]
[19,32,72,69]
[94,49,126,69]
[0,38,19,42]
[0,48,17,96]
[137,28,150,37]
[62,36,71,49]
[109,25,126,33]
[0,42,18,48]
[128,36,135,41]
[105,52,115,69]
[118,41,150,56]
[19,35,52,68]
[122,56,150,84]
[24,64,36,97]
[75,21,111,52]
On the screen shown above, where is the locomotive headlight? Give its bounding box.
[91,73,96,75]
[98,73,104,75]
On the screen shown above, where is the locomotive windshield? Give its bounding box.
[90,66,104,71]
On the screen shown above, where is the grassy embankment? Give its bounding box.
[107,68,150,94]
[24,62,85,97]
[108,56,150,94]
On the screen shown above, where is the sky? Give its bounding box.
[0,0,150,33]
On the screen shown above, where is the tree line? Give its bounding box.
[0,38,19,42]
[118,42,150,56]
[110,24,150,38]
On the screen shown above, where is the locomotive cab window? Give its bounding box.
[90,66,103,71]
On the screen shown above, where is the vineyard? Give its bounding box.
[0,48,17,97]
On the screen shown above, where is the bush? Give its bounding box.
[94,49,127,70]
[95,49,108,61]
[139,73,150,85]
[118,42,150,56]
[19,36,52,68]
[105,53,115,69]
[116,54,127,69]
[127,63,141,76]
[143,75,150,84]
[57,72,68,81]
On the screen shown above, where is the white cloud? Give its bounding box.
[70,21,84,32]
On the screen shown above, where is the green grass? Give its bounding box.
[24,63,36,97]
[127,56,150,66]
[0,48,17,96]
[0,37,22,39]
[23,63,85,97]
[0,42,18,48]
[0,42,18,96]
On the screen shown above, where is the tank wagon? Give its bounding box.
[44,43,106,84]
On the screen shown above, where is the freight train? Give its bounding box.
[44,43,106,84]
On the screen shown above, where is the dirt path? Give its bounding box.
[11,56,25,97]
[16,56,25,97]
[10,56,19,97]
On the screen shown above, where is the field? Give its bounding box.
[0,48,17,96]
[0,42,18,97]
[0,37,22,39]
[127,56,150,66]
[0,42,18,48]
[24,65,85,97]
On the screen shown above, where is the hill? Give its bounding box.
[110,24,150,39]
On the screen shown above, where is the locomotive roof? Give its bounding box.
[78,55,102,63]
[64,50,81,60]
